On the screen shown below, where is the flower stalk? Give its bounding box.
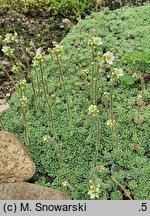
[55,49,73,130]
[19,80,29,145]
[39,63,56,138]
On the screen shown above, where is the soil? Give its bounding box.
[0,9,74,100]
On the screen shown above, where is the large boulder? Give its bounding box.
[0,182,70,200]
[0,131,35,183]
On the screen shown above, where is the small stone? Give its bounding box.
[6,92,11,97]
[111,164,122,175]
[0,182,71,200]
[0,99,10,114]
[60,25,64,29]
[0,131,35,183]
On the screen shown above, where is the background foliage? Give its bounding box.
[0,0,149,18]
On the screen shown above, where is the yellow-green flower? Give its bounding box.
[92,37,103,46]
[88,105,99,116]
[113,68,124,78]
[103,51,115,65]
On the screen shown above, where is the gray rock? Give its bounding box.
[0,131,35,183]
[0,182,71,200]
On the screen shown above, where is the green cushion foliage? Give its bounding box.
[2,4,150,199]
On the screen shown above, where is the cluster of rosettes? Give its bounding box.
[88,105,99,116]
[2,46,14,57]
[19,96,28,107]
[4,32,18,44]
[88,180,100,199]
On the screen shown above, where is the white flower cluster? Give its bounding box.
[53,43,63,55]
[4,32,18,44]
[2,46,14,57]
[88,180,100,199]
[17,79,27,92]
[32,53,44,67]
[19,96,28,107]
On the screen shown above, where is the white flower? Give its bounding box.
[43,135,50,142]
[61,181,68,187]
[103,91,110,96]
[106,119,115,127]
[19,79,26,87]
[88,180,100,199]
[92,37,103,46]
[103,51,115,65]
[88,190,99,199]
[132,72,138,78]
[53,42,63,54]
[88,105,99,116]
[137,94,142,100]
[29,41,35,47]
[113,68,124,78]
[61,181,68,188]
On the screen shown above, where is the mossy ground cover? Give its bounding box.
[2,4,150,199]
